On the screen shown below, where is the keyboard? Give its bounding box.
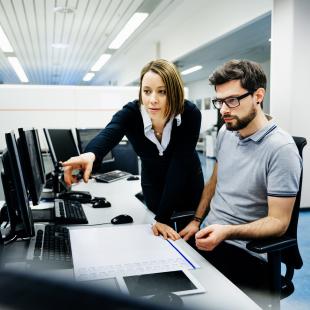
[93,170,130,183]
[31,224,73,269]
[54,199,88,224]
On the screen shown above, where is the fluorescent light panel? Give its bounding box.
[181,65,203,75]
[8,57,29,82]
[91,54,111,71]
[83,72,95,82]
[109,12,148,49]
[52,43,69,49]
[54,6,75,14]
[0,25,13,52]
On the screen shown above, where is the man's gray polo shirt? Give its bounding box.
[202,121,302,258]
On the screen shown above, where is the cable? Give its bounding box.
[3,234,18,246]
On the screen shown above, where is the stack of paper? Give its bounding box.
[69,224,199,281]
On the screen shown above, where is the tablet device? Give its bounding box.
[117,270,205,297]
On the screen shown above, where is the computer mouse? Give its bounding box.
[127,176,139,181]
[148,293,183,307]
[92,199,111,208]
[111,214,133,224]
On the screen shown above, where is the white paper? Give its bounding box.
[69,224,199,281]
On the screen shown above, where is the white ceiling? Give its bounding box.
[0,0,271,86]
[176,13,271,85]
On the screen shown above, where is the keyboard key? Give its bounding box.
[93,170,130,183]
[54,199,88,224]
[31,224,73,269]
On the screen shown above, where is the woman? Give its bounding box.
[62,59,204,240]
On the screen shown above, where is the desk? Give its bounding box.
[1,179,261,310]
[72,179,260,310]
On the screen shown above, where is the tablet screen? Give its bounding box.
[118,270,204,297]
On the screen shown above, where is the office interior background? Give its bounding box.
[0,0,309,309]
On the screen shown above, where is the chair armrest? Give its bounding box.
[246,237,297,254]
[170,211,195,221]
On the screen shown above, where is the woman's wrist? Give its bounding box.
[192,215,202,223]
[88,152,96,161]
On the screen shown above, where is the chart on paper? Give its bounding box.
[69,224,200,281]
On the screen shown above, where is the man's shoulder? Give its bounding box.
[265,125,295,148]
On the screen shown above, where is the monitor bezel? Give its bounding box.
[2,131,35,238]
[33,128,46,184]
[43,128,58,168]
[17,128,45,206]
[44,128,80,164]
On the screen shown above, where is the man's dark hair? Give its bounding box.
[209,59,267,91]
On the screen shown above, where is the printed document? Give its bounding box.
[70,224,199,281]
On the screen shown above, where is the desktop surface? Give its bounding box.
[71,180,261,310]
[1,178,261,310]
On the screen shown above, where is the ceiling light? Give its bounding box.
[0,25,13,52]
[52,43,69,49]
[54,6,75,14]
[91,54,111,71]
[109,12,148,49]
[7,57,29,82]
[181,65,203,75]
[83,72,95,82]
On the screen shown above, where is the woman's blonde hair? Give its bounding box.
[139,59,184,119]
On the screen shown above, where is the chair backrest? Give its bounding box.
[112,140,139,175]
[281,136,307,269]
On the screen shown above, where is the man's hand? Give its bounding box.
[195,224,230,251]
[179,220,200,241]
[152,221,180,241]
[61,152,96,186]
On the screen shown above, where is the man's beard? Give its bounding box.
[223,106,257,131]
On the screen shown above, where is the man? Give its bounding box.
[179,60,302,300]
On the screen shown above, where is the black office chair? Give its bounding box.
[170,211,196,232]
[112,140,139,175]
[92,140,139,175]
[134,191,195,232]
[246,136,307,309]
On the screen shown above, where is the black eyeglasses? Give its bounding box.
[212,91,255,110]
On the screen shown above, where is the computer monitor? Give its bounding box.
[43,128,58,168]
[33,128,46,183]
[17,128,45,206]
[1,131,35,239]
[75,128,114,163]
[76,128,138,174]
[43,128,79,166]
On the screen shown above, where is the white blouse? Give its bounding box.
[140,105,181,156]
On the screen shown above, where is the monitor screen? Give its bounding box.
[75,128,114,163]
[17,128,45,206]
[44,129,79,165]
[1,131,35,238]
